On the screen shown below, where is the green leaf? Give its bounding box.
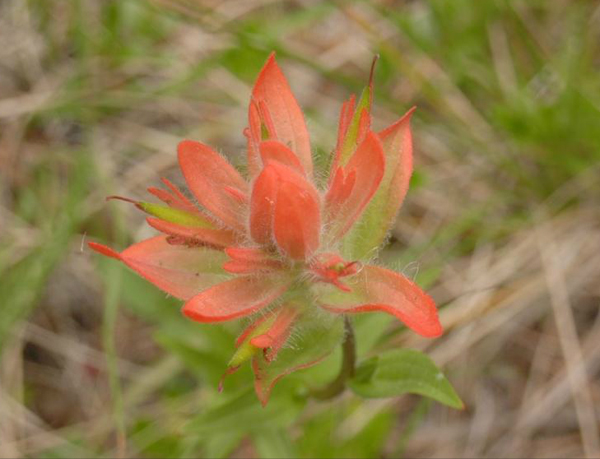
[349,349,463,409]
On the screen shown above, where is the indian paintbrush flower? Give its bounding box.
[89,53,442,405]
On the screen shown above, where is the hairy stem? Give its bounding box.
[311,317,356,400]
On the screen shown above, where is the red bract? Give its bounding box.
[90,53,442,405]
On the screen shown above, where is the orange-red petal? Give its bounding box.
[246,101,262,178]
[182,275,289,323]
[273,178,320,260]
[377,107,415,220]
[249,53,312,176]
[317,264,442,338]
[223,246,284,274]
[249,164,279,245]
[326,132,385,239]
[178,140,248,231]
[259,140,305,175]
[88,236,229,300]
[88,242,120,260]
[250,161,321,260]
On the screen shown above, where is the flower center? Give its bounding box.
[308,253,360,292]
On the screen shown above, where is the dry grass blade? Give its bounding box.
[537,225,600,458]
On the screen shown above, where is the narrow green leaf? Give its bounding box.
[349,349,463,409]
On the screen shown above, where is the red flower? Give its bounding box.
[90,53,442,405]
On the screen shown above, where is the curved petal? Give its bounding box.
[246,101,262,178]
[273,175,321,260]
[326,131,385,240]
[259,140,305,175]
[249,164,279,245]
[317,264,442,338]
[146,218,237,249]
[88,236,229,300]
[182,275,289,323]
[250,161,321,260]
[376,106,415,219]
[249,53,312,176]
[178,140,248,231]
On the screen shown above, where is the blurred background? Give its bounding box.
[1,0,600,457]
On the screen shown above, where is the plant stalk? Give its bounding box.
[311,317,356,400]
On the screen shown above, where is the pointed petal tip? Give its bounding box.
[251,53,313,175]
[256,52,281,84]
[378,105,417,139]
[262,51,279,72]
[88,242,121,260]
[380,106,417,137]
[403,105,417,122]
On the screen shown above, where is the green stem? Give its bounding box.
[103,261,127,458]
[311,317,356,400]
